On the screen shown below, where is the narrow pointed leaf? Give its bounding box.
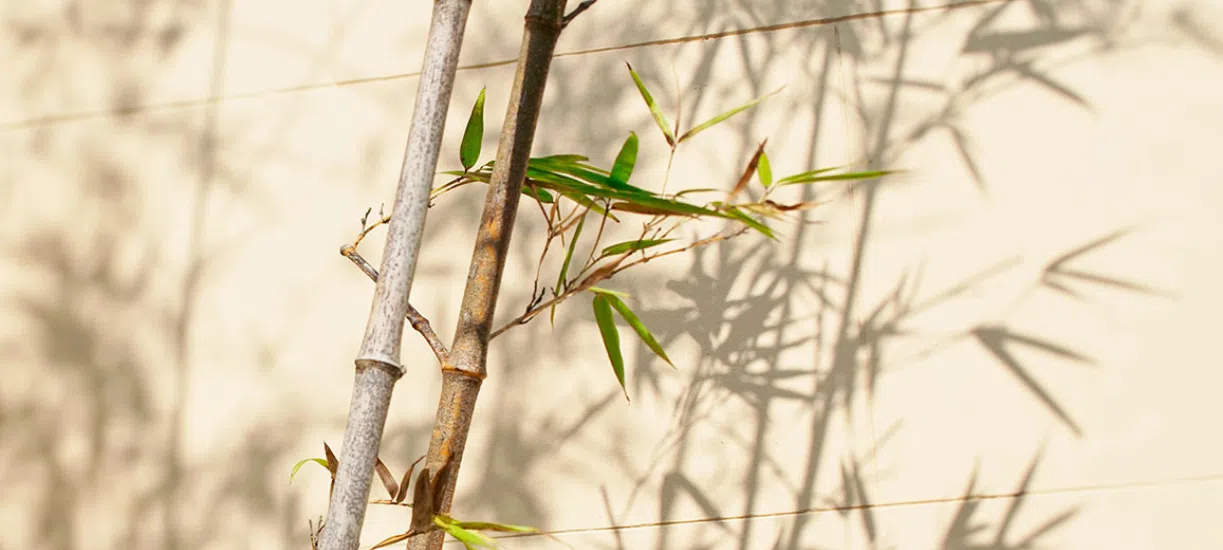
[459,88,486,170]
[599,238,674,258]
[531,156,609,176]
[729,140,768,201]
[609,196,719,218]
[610,132,639,186]
[677,86,782,143]
[556,190,617,221]
[779,170,894,186]
[452,521,539,533]
[774,166,841,185]
[396,455,425,503]
[556,212,587,293]
[758,149,773,188]
[522,184,554,203]
[533,154,589,163]
[431,456,456,513]
[540,156,650,195]
[740,199,828,217]
[288,458,329,483]
[323,443,338,476]
[627,63,676,146]
[370,532,413,550]
[588,286,631,298]
[409,467,434,533]
[609,201,690,217]
[674,187,726,197]
[723,206,777,240]
[737,202,788,219]
[605,294,673,367]
[593,295,629,401]
[438,522,496,549]
[374,457,399,499]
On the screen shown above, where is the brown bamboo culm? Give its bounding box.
[409,1,569,549]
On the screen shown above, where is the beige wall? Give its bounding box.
[4,0,1222,548]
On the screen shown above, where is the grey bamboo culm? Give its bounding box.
[318,2,474,550]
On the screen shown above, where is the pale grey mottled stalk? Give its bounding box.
[319,2,473,549]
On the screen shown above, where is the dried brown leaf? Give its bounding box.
[369,531,413,550]
[374,457,398,500]
[729,140,767,202]
[409,467,434,534]
[764,199,827,212]
[396,455,426,504]
[431,456,456,513]
[323,443,338,477]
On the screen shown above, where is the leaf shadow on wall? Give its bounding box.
[0,0,469,548]
[447,1,1180,549]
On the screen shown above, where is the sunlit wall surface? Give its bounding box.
[3,1,1221,548]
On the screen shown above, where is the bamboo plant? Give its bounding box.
[296,1,891,549]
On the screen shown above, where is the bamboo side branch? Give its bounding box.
[340,246,450,365]
[409,2,569,549]
[319,2,473,549]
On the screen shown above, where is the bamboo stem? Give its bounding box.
[319,2,473,549]
[409,2,569,549]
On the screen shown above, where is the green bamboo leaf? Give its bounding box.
[589,286,631,298]
[604,294,674,367]
[555,190,617,221]
[677,86,782,144]
[445,168,554,203]
[459,88,486,170]
[289,458,329,483]
[533,154,589,164]
[592,294,629,401]
[758,150,773,188]
[540,156,651,196]
[724,206,777,240]
[438,521,497,550]
[609,195,720,218]
[599,238,674,258]
[452,521,539,534]
[532,156,608,176]
[556,212,587,293]
[779,169,894,186]
[627,62,676,146]
[610,132,639,186]
[435,515,500,548]
[774,166,840,185]
[547,163,613,186]
[527,166,608,196]
[523,185,554,203]
[673,187,725,197]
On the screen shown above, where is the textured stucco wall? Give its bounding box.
[3,0,1222,548]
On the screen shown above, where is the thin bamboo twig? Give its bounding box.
[562,0,599,26]
[340,246,450,365]
[319,1,473,549]
[489,225,752,339]
[408,2,569,549]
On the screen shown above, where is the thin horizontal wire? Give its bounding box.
[473,472,1223,543]
[0,0,1011,131]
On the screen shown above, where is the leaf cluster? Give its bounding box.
[290,444,548,550]
[431,64,892,399]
